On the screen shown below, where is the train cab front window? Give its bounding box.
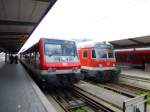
[45,44,76,56]
[44,43,77,62]
[94,49,115,59]
[45,44,62,56]
[95,49,107,59]
[62,44,76,56]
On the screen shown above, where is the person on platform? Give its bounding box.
[9,55,13,64]
[14,55,18,64]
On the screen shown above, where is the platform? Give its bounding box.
[121,69,150,79]
[0,62,57,112]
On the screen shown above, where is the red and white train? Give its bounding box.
[115,48,150,69]
[77,41,120,82]
[20,38,82,85]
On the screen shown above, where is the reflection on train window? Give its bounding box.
[83,51,88,58]
[45,44,62,56]
[44,43,77,62]
[96,50,107,59]
[44,44,76,57]
[62,44,75,56]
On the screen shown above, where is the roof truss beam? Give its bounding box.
[128,38,145,44]
[34,0,50,2]
[0,20,36,26]
[0,43,23,45]
[0,37,20,40]
[0,32,29,36]
[0,40,24,43]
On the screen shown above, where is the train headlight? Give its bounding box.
[113,64,116,67]
[99,64,103,68]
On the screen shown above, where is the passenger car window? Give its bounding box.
[92,50,96,58]
[83,51,88,58]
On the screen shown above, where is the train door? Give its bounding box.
[34,44,40,68]
[89,48,97,67]
[127,53,133,66]
[81,49,89,66]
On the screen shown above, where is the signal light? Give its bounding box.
[113,64,116,67]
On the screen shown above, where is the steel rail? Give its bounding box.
[119,74,150,91]
[72,85,122,112]
[95,83,136,98]
[120,74,150,83]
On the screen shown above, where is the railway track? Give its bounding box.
[50,87,85,112]
[89,74,150,97]
[119,74,150,91]
[25,64,148,112]
[85,75,150,112]
[43,81,148,112]
[86,73,150,96]
[75,81,147,112]
[41,81,147,112]
[73,85,121,112]
[22,61,147,112]
[46,86,115,112]
[95,83,136,98]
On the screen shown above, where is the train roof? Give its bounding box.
[77,40,113,49]
[40,37,75,42]
[21,37,76,54]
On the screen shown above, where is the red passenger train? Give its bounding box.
[20,38,82,85]
[115,48,150,69]
[77,41,120,82]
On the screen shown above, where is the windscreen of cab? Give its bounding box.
[44,40,78,62]
[92,46,115,59]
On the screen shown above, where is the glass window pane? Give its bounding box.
[108,52,114,58]
[44,43,77,62]
[83,51,87,58]
[96,50,107,59]
[92,50,96,58]
[62,44,75,56]
[45,44,62,56]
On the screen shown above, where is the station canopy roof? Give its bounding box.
[0,0,56,53]
[109,36,150,49]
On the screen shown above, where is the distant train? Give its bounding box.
[77,41,120,82]
[115,48,150,69]
[20,38,82,85]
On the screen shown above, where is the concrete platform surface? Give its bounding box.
[0,62,57,112]
[121,69,150,79]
